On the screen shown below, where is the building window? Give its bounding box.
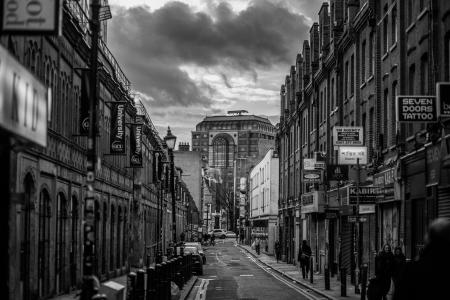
[212,136,233,167]
[345,60,349,98]
[55,193,67,294]
[331,78,335,109]
[38,188,51,298]
[391,7,397,45]
[370,32,375,75]
[420,53,429,94]
[110,205,115,271]
[384,89,389,149]
[383,15,388,53]
[350,54,355,96]
[361,40,366,81]
[391,81,398,146]
[70,196,79,288]
[408,0,413,25]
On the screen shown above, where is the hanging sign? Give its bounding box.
[1,0,62,35]
[338,146,367,165]
[396,96,438,122]
[333,126,364,145]
[110,102,126,154]
[302,169,322,183]
[437,82,450,117]
[426,144,441,186]
[327,165,349,181]
[130,124,143,167]
[79,70,90,135]
[0,45,48,146]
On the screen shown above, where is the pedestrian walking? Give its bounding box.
[392,247,406,292]
[255,238,261,255]
[240,231,244,244]
[375,244,394,300]
[393,218,450,300]
[298,240,312,279]
[274,240,281,263]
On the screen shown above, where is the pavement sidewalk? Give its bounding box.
[238,243,361,300]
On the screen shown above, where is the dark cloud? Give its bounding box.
[108,0,310,108]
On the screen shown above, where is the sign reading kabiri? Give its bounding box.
[338,146,367,165]
[396,96,438,122]
[0,45,48,146]
[333,126,364,146]
[130,124,143,167]
[2,0,62,35]
[110,102,126,154]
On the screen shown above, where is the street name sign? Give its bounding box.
[1,0,62,35]
[396,95,438,122]
[338,146,367,165]
[333,126,363,146]
[437,82,450,117]
[0,45,48,146]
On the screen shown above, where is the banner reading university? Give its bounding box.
[130,124,143,167]
[110,102,126,154]
[79,70,90,135]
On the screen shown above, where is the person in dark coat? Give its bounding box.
[274,240,281,263]
[392,247,406,291]
[367,277,383,300]
[393,218,450,300]
[375,244,394,300]
[298,240,312,279]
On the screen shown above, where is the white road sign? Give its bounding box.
[338,146,367,165]
[333,126,364,146]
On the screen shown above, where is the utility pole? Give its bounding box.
[81,0,101,298]
[354,158,361,294]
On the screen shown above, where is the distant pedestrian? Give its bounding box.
[180,231,185,242]
[375,244,394,300]
[274,240,281,263]
[394,218,450,300]
[240,232,244,244]
[392,247,406,291]
[255,238,261,255]
[298,240,312,279]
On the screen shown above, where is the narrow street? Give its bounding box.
[187,239,325,300]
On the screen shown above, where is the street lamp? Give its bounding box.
[164,127,177,255]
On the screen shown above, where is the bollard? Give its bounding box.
[126,272,137,300]
[135,269,146,300]
[175,257,184,289]
[146,254,151,267]
[146,267,156,300]
[324,267,330,290]
[160,262,169,300]
[360,264,368,300]
[340,268,347,297]
[309,257,314,283]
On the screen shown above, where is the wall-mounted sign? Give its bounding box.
[437,82,450,117]
[302,169,322,183]
[338,146,367,165]
[333,126,364,146]
[359,204,375,214]
[303,158,316,170]
[426,144,441,186]
[373,168,396,187]
[1,0,62,35]
[301,191,325,214]
[396,96,438,123]
[0,45,48,146]
[110,102,126,154]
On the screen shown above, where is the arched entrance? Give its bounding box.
[38,188,51,298]
[20,174,35,300]
[55,192,68,294]
[70,195,79,289]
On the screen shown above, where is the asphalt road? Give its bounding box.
[187,239,324,300]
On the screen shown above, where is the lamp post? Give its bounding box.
[164,127,177,255]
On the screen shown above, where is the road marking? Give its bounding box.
[239,274,254,277]
[195,279,211,300]
[209,275,217,278]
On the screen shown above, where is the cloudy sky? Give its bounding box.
[107,0,322,144]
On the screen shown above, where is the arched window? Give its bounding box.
[38,188,51,298]
[116,206,122,268]
[110,204,115,271]
[21,174,34,299]
[55,192,67,294]
[102,202,108,275]
[212,135,235,168]
[122,207,127,266]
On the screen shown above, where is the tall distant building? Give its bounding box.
[192,111,276,230]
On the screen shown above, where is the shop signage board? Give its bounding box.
[301,191,325,214]
[396,95,438,123]
[333,126,364,145]
[1,0,62,35]
[302,169,322,183]
[349,186,383,204]
[373,168,395,187]
[110,102,126,154]
[348,216,367,223]
[0,45,48,146]
[359,204,375,214]
[437,82,450,117]
[303,158,316,170]
[338,146,367,165]
[327,165,349,181]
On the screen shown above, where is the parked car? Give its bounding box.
[226,231,237,238]
[184,242,206,264]
[209,228,227,239]
[183,246,203,275]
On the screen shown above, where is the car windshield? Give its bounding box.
[184,247,198,254]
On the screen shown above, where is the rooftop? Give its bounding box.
[198,114,274,125]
